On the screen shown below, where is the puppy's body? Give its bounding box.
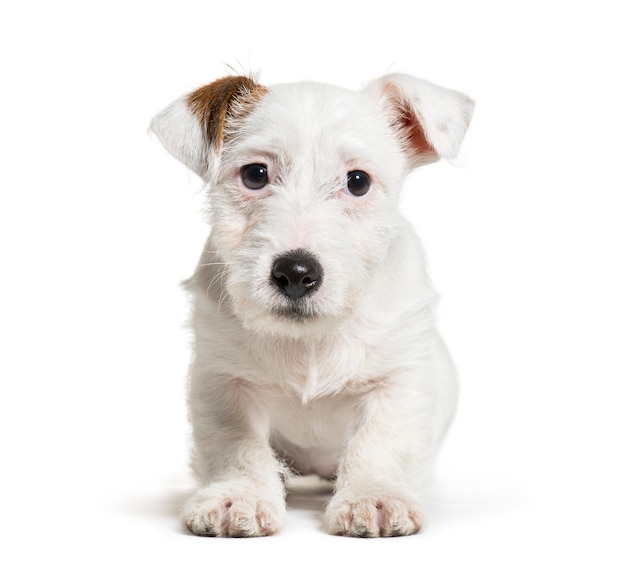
[151,74,473,537]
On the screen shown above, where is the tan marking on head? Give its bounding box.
[186,75,267,149]
[383,82,437,159]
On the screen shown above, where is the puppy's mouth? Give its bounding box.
[272,299,318,321]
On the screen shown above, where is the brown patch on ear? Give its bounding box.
[384,82,437,159]
[187,75,266,148]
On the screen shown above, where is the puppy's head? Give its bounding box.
[151,74,473,336]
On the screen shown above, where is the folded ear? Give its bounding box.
[150,75,266,180]
[366,73,474,168]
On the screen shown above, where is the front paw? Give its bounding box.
[323,493,423,537]
[183,485,286,537]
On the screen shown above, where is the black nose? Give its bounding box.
[271,250,323,300]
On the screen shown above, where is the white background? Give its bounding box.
[1,1,625,575]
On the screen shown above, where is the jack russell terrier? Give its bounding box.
[150,72,474,537]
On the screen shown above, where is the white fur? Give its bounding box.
[149,95,212,177]
[151,73,473,537]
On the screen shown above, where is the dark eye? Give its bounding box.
[345,170,371,197]
[241,164,269,190]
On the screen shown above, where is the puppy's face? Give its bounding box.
[212,83,408,334]
[151,75,473,336]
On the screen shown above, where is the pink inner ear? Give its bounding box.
[383,81,438,160]
[397,99,437,158]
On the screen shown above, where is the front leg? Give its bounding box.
[324,376,442,537]
[184,374,287,537]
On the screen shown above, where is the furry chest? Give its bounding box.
[249,336,368,402]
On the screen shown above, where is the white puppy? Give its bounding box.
[150,73,473,537]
